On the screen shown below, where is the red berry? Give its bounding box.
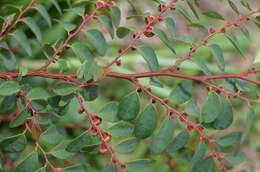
[220,27,226,33]
[118,48,125,54]
[130,45,137,51]
[96,1,106,10]
[77,108,84,114]
[209,28,216,34]
[187,125,194,131]
[120,164,126,169]
[99,143,108,154]
[158,4,167,13]
[91,115,102,126]
[111,158,118,164]
[101,131,112,143]
[197,126,204,132]
[106,1,116,7]
[115,60,121,66]
[179,114,187,122]
[90,126,98,136]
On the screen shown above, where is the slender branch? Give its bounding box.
[0,0,38,41]
[163,8,260,72]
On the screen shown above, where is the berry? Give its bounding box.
[99,143,108,154]
[220,27,226,33]
[115,60,121,66]
[197,126,204,132]
[77,108,84,114]
[118,48,125,54]
[96,1,106,10]
[91,115,102,126]
[90,126,98,136]
[101,131,112,143]
[106,1,116,7]
[187,125,194,131]
[158,4,167,13]
[209,28,216,34]
[130,45,137,51]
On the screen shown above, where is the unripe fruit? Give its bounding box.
[115,60,121,66]
[90,126,98,136]
[91,115,102,126]
[99,143,108,154]
[187,125,194,131]
[209,28,216,34]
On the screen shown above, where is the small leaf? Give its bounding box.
[71,42,92,61]
[35,5,52,27]
[114,138,139,153]
[81,85,99,101]
[228,0,239,14]
[62,164,88,172]
[166,131,190,153]
[99,15,114,39]
[24,17,42,43]
[111,6,121,27]
[201,92,221,123]
[224,152,246,165]
[165,17,177,37]
[9,110,30,128]
[39,125,66,145]
[210,102,233,130]
[217,132,241,147]
[202,10,224,20]
[66,131,93,152]
[103,164,117,172]
[139,46,159,72]
[169,80,193,104]
[117,92,140,121]
[50,140,75,159]
[28,87,51,100]
[0,81,20,96]
[86,29,107,56]
[99,102,119,122]
[193,157,214,172]
[186,0,199,19]
[15,152,40,172]
[13,30,32,56]
[176,4,192,23]
[108,121,135,139]
[126,159,155,172]
[150,117,174,154]
[116,27,131,38]
[225,32,244,57]
[50,0,62,14]
[66,6,85,16]
[194,58,212,75]
[134,104,157,139]
[0,134,27,152]
[210,44,225,71]
[241,108,255,143]
[19,65,28,77]
[154,28,176,54]
[185,99,200,117]
[53,82,78,96]
[188,142,206,172]
[62,21,76,32]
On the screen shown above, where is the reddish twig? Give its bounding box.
[0,0,38,41]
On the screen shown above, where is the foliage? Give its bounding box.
[0,0,259,171]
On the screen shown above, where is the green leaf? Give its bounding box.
[241,108,255,143]
[210,44,225,71]
[15,152,40,172]
[111,6,121,27]
[66,131,93,152]
[201,92,221,123]
[72,42,92,61]
[99,15,114,39]
[62,21,76,32]
[86,29,107,56]
[186,0,199,19]
[169,80,193,104]
[108,121,135,139]
[139,46,159,72]
[217,132,241,147]
[0,134,27,152]
[53,82,78,96]
[40,125,66,145]
[166,131,190,153]
[117,92,140,121]
[188,142,206,172]
[185,99,200,117]
[176,4,192,23]
[103,164,117,172]
[13,30,32,56]
[81,85,99,101]
[194,58,212,75]
[28,87,51,100]
[150,117,174,154]
[210,102,233,130]
[134,104,157,139]
[66,6,85,16]
[35,5,52,27]
[224,152,246,165]
[165,17,176,37]
[202,10,224,20]
[62,164,88,172]
[126,159,156,172]
[99,102,119,122]
[0,81,20,96]
[36,167,47,172]
[116,27,131,38]
[19,65,28,78]
[50,0,62,14]
[77,59,97,81]
[228,0,239,14]
[24,17,42,43]
[114,138,139,153]
[9,110,30,128]
[225,32,244,57]
[193,157,214,172]
[50,140,75,159]
[154,28,176,54]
